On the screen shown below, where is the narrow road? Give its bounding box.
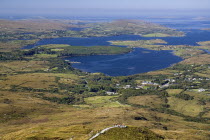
[89,125,126,140]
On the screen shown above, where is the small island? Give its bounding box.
[35,44,132,57]
[110,39,208,59]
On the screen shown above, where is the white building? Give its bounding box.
[198,88,205,92]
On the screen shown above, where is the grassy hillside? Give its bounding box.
[0,19,184,41]
[94,127,164,140]
[0,19,76,32]
[0,45,210,140]
[83,19,184,37]
[0,40,39,52]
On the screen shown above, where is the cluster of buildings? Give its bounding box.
[105,76,209,95]
[185,77,210,81]
[113,79,175,91]
[113,124,127,128]
[198,88,206,92]
[106,91,118,95]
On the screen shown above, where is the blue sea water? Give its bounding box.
[67,48,182,76]
[23,19,210,76]
[24,30,210,49]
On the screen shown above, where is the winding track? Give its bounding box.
[89,125,126,140]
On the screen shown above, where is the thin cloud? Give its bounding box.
[0,0,209,16]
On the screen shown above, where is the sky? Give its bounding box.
[0,0,209,16]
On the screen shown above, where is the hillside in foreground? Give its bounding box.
[94,127,164,140]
